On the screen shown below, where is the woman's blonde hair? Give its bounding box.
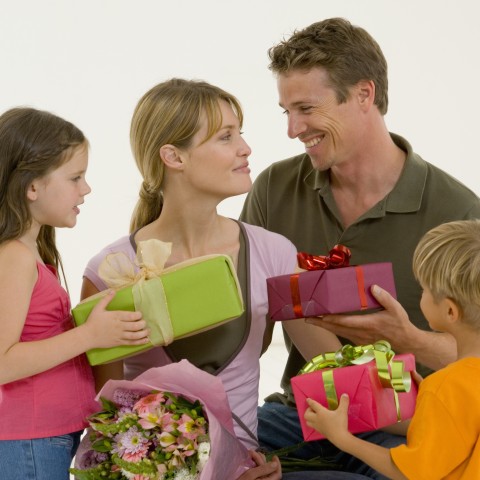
[413,220,480,327]
[129,78,243,232]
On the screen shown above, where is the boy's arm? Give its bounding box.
[305,396,408,480]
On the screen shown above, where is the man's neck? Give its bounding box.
[330,134,406,228]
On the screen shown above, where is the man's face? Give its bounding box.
[277,67,362,171]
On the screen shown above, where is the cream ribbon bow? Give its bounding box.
[98,239,174,346]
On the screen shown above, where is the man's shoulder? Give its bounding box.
[424,160,478,197]
[256,153,312,181]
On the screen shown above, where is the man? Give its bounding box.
[240,17,480,478]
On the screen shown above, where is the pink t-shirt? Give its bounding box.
[0,263,98,440]
[83,222,297,449]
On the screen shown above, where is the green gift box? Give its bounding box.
[72,247,244,366]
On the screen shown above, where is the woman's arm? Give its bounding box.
[283,319,342,361]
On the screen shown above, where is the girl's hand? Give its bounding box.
[83,290,149,348]
[236,450,282,479]
[304,394,350,444]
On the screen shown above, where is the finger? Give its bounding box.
[305,397,323,412]
[412,370,423,386]
[249,450,266,466]
[120,318,147,330]
[338,393,350,412]
[123,330,151,344]
[116,312,147,330]
[371,284,398,310]
[91,289,116,311]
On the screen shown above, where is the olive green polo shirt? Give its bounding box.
[240,133,480,405]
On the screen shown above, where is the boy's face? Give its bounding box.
[420,286,447,332]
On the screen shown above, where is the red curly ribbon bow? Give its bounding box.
[291,244,365,318]
[297,244,351,271]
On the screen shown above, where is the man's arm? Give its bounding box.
[306,285,457,371]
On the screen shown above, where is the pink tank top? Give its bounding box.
[0,263,98,440]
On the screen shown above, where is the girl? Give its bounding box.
[80,79,343,479]
[0,107,149,480]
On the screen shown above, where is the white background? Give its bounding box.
[2,0,479,403]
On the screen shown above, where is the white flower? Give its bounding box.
[174,467,196,480]
[121,470,135,480]
[197,441,211,472]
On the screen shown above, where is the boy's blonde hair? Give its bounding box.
[412,220,480,327]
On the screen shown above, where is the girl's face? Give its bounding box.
[28,143,91,229]
[179,100,252,201]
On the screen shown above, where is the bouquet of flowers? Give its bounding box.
[71,387,210,479]
[72,360,253,480]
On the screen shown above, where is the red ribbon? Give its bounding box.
[354,266,368,311]
[297,245,351,271]
[291,245,369,318]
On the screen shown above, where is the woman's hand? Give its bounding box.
[236,450,282,479]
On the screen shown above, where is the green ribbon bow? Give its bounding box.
[299,340,412,419]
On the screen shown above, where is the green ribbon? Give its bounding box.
[299,340,412,420]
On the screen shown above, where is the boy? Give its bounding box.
[305,220,480,479]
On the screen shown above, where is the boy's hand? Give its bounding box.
[304,394,350,443]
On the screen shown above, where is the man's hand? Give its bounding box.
[305,285,456,370]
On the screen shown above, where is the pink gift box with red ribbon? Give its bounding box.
[292,352,418,441]
[266,246,397,321]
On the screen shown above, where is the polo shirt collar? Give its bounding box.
[304,133,427,214]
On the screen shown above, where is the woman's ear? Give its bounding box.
[160,145,184,170]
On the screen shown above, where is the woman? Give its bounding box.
[81,78,344,479]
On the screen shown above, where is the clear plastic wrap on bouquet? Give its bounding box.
[74,360,254,479]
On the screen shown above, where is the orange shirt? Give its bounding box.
[390,357,480,479]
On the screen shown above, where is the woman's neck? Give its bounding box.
[135,206,241,266]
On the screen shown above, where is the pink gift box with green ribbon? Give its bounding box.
[292,342,418,441]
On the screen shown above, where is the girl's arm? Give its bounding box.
[305,395,408,480]
[0,241,149,385]
[81,276,125,392]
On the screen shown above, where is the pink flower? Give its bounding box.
[158,431,176,448]
[133,392,166,416]
[113,426,150,461]
[178,413,207,440]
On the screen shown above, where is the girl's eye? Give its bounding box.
[72,176,81,182]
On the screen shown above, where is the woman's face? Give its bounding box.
[179,100,252,202]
